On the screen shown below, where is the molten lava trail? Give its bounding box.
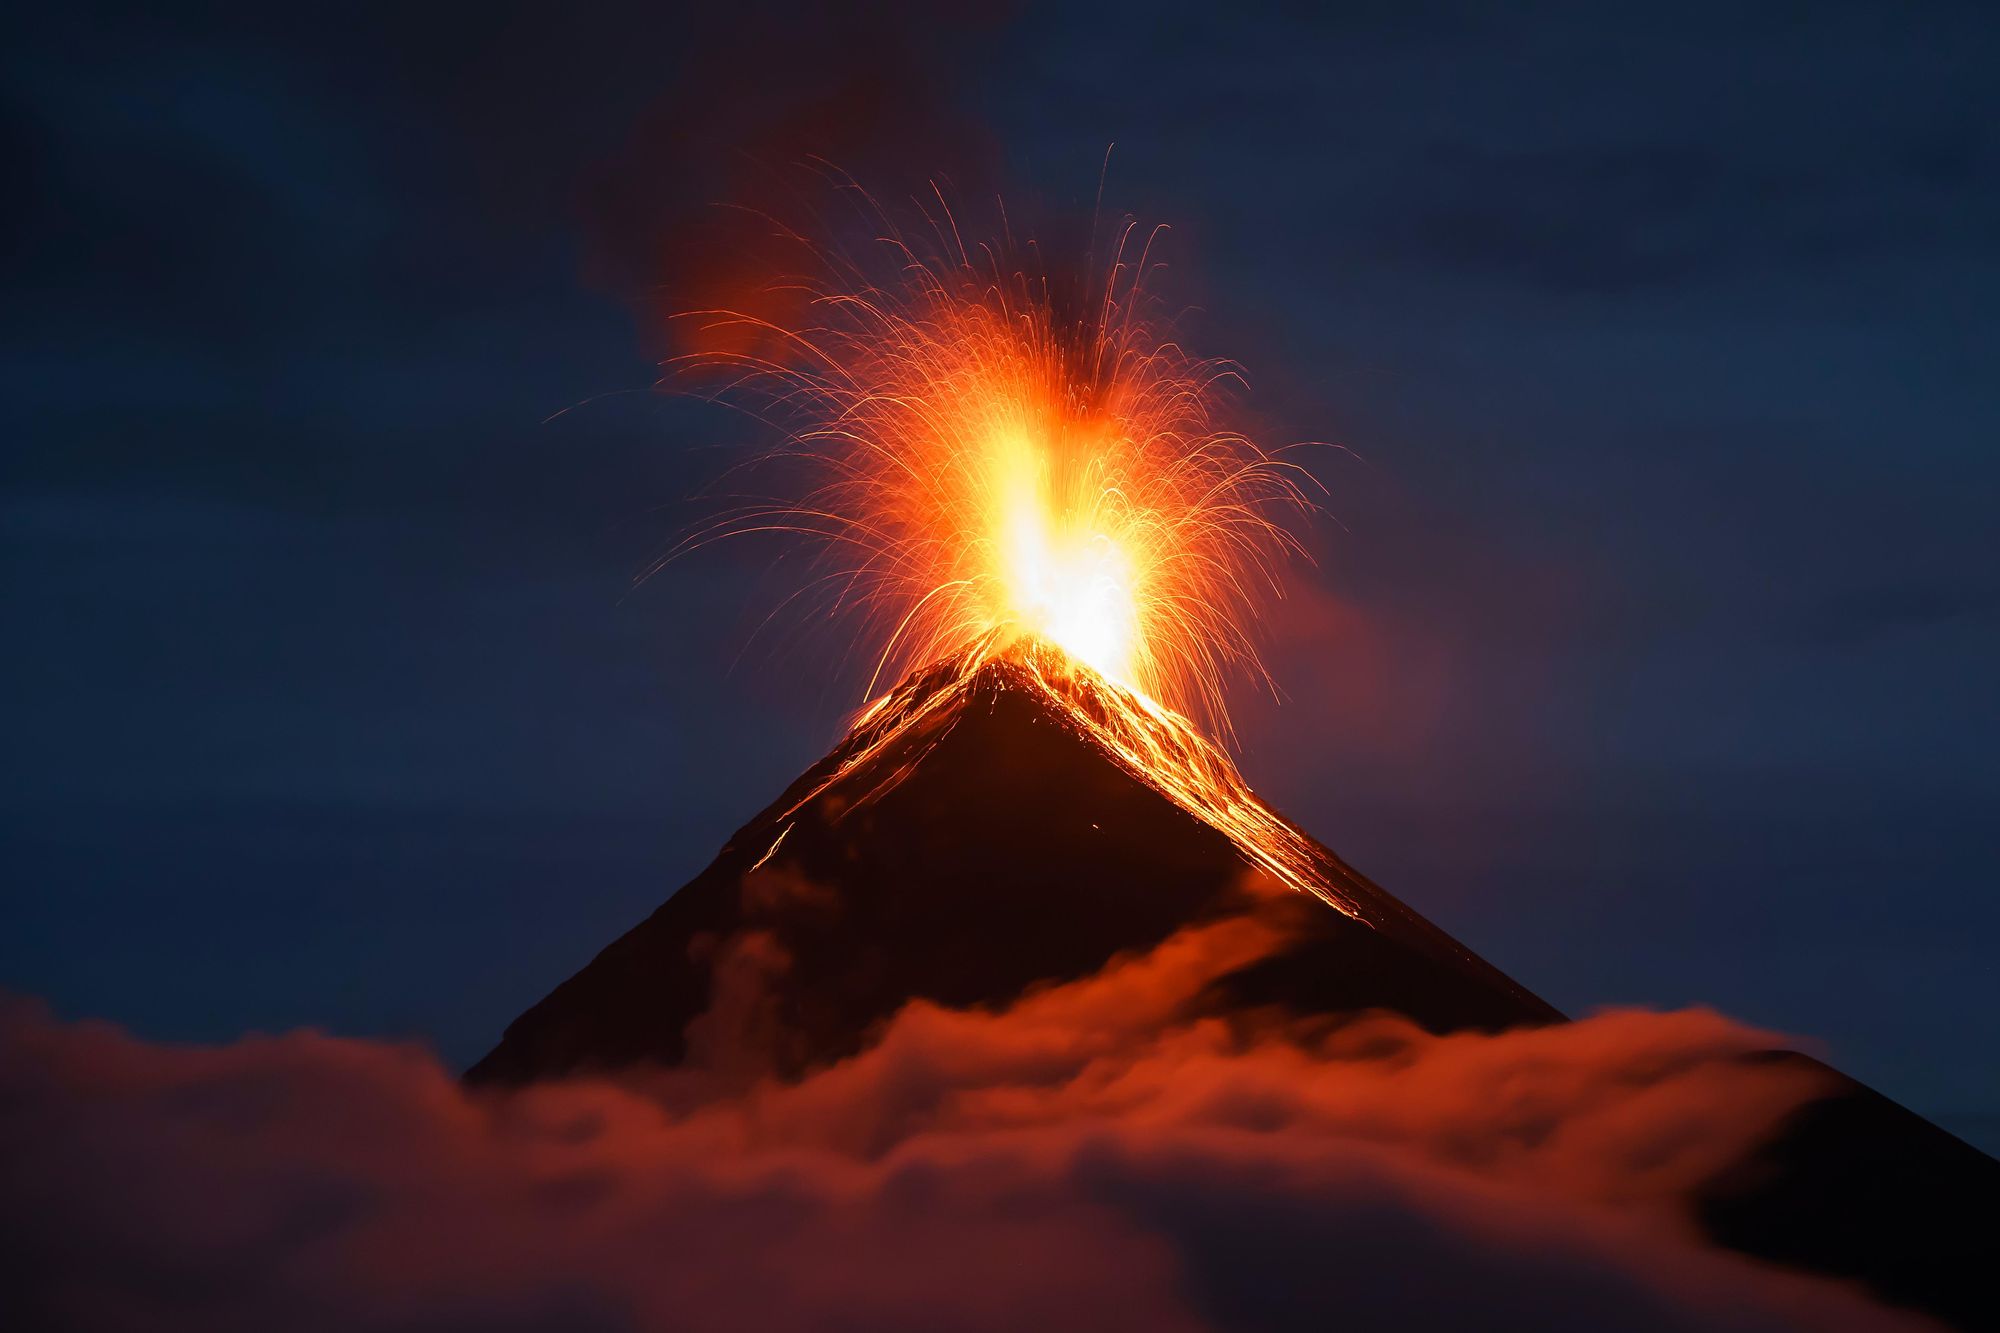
[783,635,1364,920]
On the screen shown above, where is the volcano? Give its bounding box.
[470,639,1996,1328]
[469,638,1560,1084]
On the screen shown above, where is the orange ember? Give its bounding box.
[670,205,1312,737]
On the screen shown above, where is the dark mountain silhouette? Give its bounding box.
[469,640,1997,1329]
[468,641,1559,1085]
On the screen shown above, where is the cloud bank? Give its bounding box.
[0,920,1928,1331]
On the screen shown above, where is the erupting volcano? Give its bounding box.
[476,204,1566,1079]
[470,203,1997,1329]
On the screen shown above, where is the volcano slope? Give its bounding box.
[468,641,1560,1084]
[469,641,1996,1329]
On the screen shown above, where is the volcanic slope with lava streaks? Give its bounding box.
[468,635,1560,1087]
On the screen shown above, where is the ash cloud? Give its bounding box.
[577,1,1007,360]
[0,923,1930,1332]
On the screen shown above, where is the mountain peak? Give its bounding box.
[466,642,1559,1087]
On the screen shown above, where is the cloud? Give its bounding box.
[0,925,1930,1332]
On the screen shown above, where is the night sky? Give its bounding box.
[4,0,1995,1150]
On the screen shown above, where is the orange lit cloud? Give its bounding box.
[0,917,1929,1331]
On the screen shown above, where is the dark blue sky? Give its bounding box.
[4,2,1995,1143]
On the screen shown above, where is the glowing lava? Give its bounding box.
[990,424,1141,682]
[670,207,1312,736]
[793,634,1365,917]
[669,200,1329,900]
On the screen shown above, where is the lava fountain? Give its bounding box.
[666,197,1342,908]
